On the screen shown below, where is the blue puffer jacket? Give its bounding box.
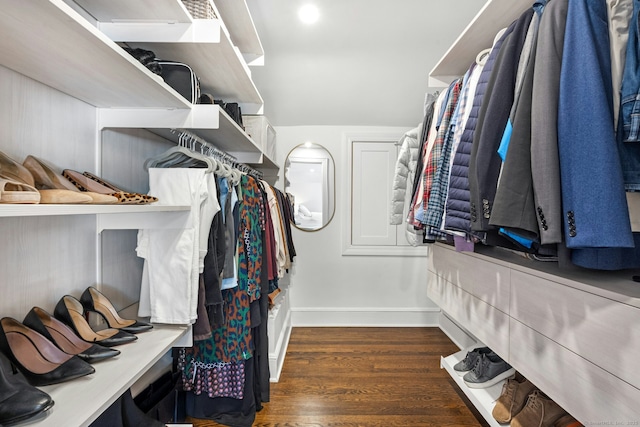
[444,23,515,235]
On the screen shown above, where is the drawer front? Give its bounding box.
[431,245,510,313]
[510,269,640,389]
[428,273,509,359]
[510,319,640,423]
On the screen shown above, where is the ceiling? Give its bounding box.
[245,0,484,127]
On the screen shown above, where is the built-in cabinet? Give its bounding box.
[0,1,280,425]
[427,0,640,424]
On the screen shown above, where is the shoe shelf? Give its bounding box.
[441,348,506,427]
[0,204,188,218]
[428,0,532,87]
[213,0,265,66]
[37,322,191,427]
[0,0,190,109]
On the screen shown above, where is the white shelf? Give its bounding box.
[441,348,506,427]
[73,0,192,23]
[213,0,264,65]
[37,323,191,427]
[0,0,190,109]
[98,18,264,110]
[428,0,532,87]
[0,204,189,218]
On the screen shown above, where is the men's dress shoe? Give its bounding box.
[0,352,53,426]
[453,346,492,376]
[23,307,120,363]
[492,371,537,422]
[81,287,153,334]
[511,390,568,427]
[0,317,95,386]
[54,296,137,347]
[463,352,515,389]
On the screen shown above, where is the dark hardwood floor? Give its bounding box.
[189,327,489,427]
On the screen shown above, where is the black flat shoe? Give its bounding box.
[0,352,53,426]
[0,317,95,387]
[53,295,137,347]
[81,287,153,334]
[23,307,120,363]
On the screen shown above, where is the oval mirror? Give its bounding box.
[284,142,335,231]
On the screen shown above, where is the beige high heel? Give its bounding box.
[23,156,117,204]
[0,151,40,204]
[0,150,91,204]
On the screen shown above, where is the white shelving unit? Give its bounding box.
[0,0,279,424]
[38,323,191,427]
[441,349,505,427]
[428,0,533,87]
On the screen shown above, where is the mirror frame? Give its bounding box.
[285,142,336,232]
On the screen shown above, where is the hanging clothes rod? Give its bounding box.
[169,129,264,180]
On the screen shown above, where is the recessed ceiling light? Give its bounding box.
[298,4,320,25]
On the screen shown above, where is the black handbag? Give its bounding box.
[157,61,201,104]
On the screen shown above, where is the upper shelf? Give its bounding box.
[428,0,532,87]
[73,0,263,109]
[213,0,264,65]
[0,0,190,109]
[73,0,193,23]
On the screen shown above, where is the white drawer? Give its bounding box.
[431,244,510,313]
[510,319,640,423]
[428,273,509,359]
[510,269,640,390]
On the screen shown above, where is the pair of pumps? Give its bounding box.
[0,287,152,424]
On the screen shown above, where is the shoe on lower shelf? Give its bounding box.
[462,352,515,389]
[511,390,567,427]
[453,346,492,376]
[492,371,537,423]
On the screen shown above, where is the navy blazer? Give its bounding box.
[557,0,633,248]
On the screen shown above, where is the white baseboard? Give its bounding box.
[438,312,477,350]
[291,307,441,327]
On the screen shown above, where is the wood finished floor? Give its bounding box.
[188,327,489,427]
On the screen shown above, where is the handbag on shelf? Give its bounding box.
[157,61,201,104]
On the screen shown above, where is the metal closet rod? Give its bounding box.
[170,128,264,179]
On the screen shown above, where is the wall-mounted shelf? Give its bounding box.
[73,0,193,23]
[96,16,263,112]
[0,0,190,109]
[213,0,264,65]
[0,204,188,218]
[38,322,191,427]
[428,0,532,87]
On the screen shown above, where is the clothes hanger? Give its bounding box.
[476,48,491,66]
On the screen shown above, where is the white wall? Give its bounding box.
[276,125,438,327]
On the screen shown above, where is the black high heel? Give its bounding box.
[53,295,137,347]
[0,351,54,426]
[80,287,153,334]
[0,317,95,387]
[23,307,120,363]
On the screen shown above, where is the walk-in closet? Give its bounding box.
[0,0,638,426]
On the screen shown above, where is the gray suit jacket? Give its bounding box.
[529,0,568,245]
[489,15,539,241]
